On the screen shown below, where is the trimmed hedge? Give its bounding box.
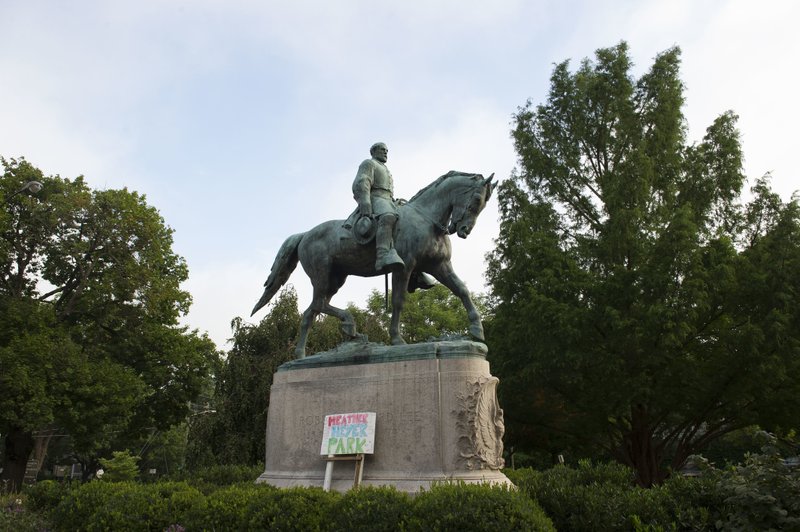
[408,483,555,531]
[184,483,274,531]
[327,486,413,532]
[506,461,721,531]
[53,481,205,531]
[247,487,339,531]
[25,454,799,530]
[45,481,554,531]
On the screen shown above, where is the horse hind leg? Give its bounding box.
[296,293,360,359]
[296,304,320,359]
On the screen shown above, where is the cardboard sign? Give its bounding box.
[320,412,376,455]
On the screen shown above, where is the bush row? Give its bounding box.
[37,480,554,531]
[506,453,800,531]
[506,462,719,531]
[27,450,799,531]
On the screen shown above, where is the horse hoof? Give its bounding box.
[294,347,306,359]
[469,323,485,342]
[341,322,357,338]
[391,337,406,346]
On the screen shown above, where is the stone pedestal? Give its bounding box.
[256,340,511,492]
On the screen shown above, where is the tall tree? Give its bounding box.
[0,158,218,490]
[487,43,800,486]
[193,287,301,467]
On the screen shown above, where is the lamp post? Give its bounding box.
[4,181,43,204]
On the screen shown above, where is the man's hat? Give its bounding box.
[353,215,376,245]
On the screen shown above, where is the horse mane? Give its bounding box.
[408,170,483,203]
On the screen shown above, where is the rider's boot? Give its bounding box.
[408,271,437,292]
[375,215,405,273]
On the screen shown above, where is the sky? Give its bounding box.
[2,1,798,350]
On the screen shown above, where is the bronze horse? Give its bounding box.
[251,171,496,358]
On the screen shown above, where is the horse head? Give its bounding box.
[448,173,496,238]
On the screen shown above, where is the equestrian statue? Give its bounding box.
[251,142,495,358]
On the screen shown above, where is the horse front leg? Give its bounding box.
[431,261,485,342]
[389,270,411,345]
[321,301,359,340]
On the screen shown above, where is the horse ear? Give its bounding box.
[484,173,496,201]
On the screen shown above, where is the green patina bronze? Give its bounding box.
[276,339,488,371]
[251,144,495,358]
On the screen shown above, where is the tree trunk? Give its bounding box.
[618,405,667,488]
[32,427,58,477]
[1,426,34,492]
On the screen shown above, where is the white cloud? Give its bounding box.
[6,0,799,351]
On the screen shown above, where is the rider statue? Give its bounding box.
[349,142,437,291]
[352,142,406,272]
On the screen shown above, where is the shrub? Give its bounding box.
[98,450,140,482]
[149,482,207,530]
[659,473,721,530]
[245,486,340,531]
[52,480,204,531]
[325,486,413,531]
[509,462,705,530]
[407,483,555,531]
[0,493,52,531]
[712,440,800,530]
[169,463,264,492]
[184,483,275,531]
[24,479,79,513]
[53,480,121,531]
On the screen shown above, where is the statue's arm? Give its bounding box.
[352,159,374,216]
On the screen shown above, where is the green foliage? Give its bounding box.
[183,483,275,530]
[0,299,84,432]
[1,157,220,490]
[168,463,265,493]
[695,426,766,467]
[0,492,52,531]
[489,42,800,486]
[712,437,800,531]
[407,483,555,531]
[39,480,561,532]
[327,486,412,532]
[20,457,800,531]
[364,285,483,343]
[24,479,79,513]
[246,486,339,531]
[133,423,191,480]
[507,444,800,531]
[186,288,300,468]
[507,462,720,530]
[98,450,140,482]
[52,480,204,532]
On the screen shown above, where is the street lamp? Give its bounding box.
[4,181,43,204]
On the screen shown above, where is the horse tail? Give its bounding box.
[250,232,304,316]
